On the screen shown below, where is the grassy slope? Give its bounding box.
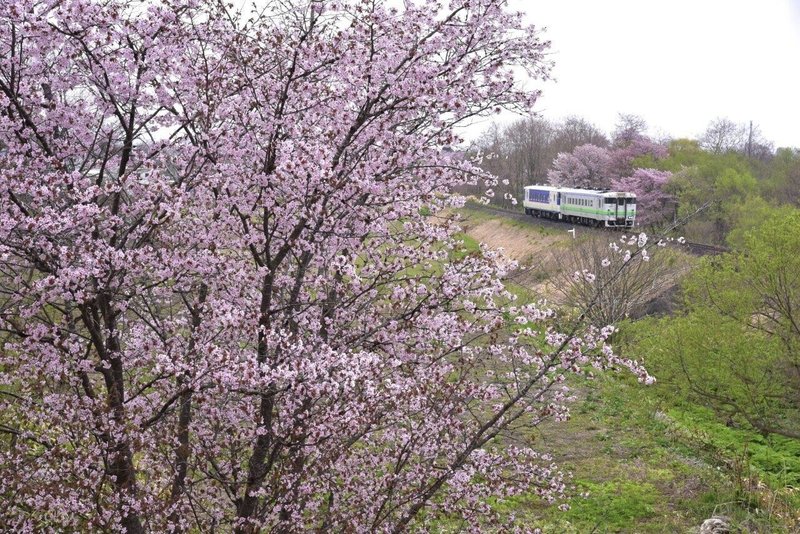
[490,376,736,532]
[455,207,799,532]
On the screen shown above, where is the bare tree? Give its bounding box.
[504,117,558,183]
[553,115,609,153]
[699,117,747,154]
[548,234,688,326]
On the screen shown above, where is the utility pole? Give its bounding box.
[747,120,753,159]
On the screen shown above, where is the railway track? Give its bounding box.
[463,202,729,256]
[682,241,728,255]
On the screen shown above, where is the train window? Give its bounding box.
[527,190,552,203]
[605,198,615,205]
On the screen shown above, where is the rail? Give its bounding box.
[462,202,730,257]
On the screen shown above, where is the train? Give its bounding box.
[522,185,637,228]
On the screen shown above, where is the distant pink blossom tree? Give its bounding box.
[612,169,675,225]
[607,136,669,180]
[0,0,650,532]
[546,143,612,188]
[546,136,673,225]
[607,137,673,225]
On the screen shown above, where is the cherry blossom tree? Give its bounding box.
[612,169,675,226]
[612,113,648,148]
[546,143,612,188]
[606,136,669,180]
[546,135,674,225]
[0,0,650,531]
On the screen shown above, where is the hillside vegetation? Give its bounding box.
[455,206,800,532]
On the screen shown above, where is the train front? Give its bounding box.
[602,193,636,227]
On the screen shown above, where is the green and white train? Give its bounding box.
[522,185,637,228]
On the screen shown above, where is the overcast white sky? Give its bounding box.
[476,0,800,148]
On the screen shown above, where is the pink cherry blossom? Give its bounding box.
[0,1,649,531]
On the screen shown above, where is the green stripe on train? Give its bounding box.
[528,206,636,217]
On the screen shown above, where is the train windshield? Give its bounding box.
[605,198,635,205]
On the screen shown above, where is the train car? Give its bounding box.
[522,185,637,228]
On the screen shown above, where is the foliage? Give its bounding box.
[760,147,800,205]
[667,405,800,489]
[483,369,791,532]
[563,480,658,530]
[723,196,776,249]
[659,139,759,242]
[626,210,800,440]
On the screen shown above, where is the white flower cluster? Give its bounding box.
[572,269,596,283]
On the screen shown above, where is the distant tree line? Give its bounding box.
[457,116,608,209]
[465,113,800,242]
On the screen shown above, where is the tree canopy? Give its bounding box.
[631,210,800,439]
